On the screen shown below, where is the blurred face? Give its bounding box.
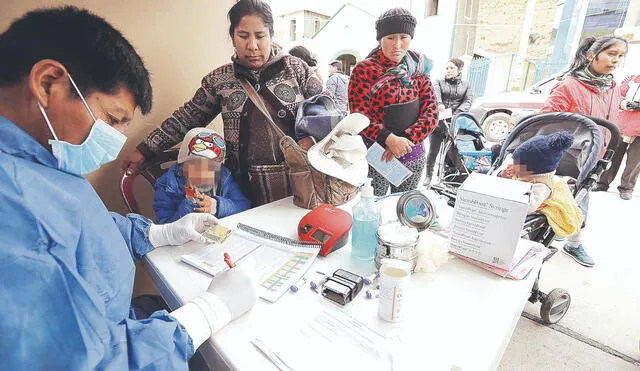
[445,62,460,78]
[588,41,626,75]
[512,163,534,180]
[183,158,221,186]
[379,33,411,63]
[232,15,272,70]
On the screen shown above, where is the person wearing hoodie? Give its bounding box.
[123,0,323,207]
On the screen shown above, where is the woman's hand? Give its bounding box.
[194,193,217,215]
[122,149,146,175]
[384,134,414,159]
[381,149,395,162]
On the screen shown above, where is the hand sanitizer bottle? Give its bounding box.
[351,178,377,261]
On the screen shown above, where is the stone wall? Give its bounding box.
[527,0,557,60]
[475,0,527,54]
[475,0,557,61]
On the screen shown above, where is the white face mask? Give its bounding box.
[37,74,127,176]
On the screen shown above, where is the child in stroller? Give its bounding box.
[497,131,584,238]
[432,112,621,324]
[431,113,493,187]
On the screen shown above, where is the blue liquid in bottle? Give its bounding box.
[351,178,377,261]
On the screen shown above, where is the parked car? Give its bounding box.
[469,75,560,141]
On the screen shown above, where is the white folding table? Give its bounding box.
[144,195,541,370]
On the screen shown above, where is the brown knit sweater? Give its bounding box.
[138,48,323,190]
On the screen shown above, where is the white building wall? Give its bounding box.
[306,5,378,79]
[277,11,306,44]
[276,2,459,84]
[412,1,459,79]
[624,0,640,27]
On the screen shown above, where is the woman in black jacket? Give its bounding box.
[423,58,474,185]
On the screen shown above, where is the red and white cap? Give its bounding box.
[178,128,226,164]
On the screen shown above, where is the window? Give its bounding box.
[425,0,439,17]
[290,19,296,41]
[314,18,321,33]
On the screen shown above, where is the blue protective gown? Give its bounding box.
[0,117,194,370]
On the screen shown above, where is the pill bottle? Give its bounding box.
[378,258,412,323]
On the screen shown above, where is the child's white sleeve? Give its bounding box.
[528,183,552,214]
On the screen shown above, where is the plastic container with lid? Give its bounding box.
[378,258,412,322]
[375,191,437,271]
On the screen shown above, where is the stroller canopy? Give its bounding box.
[455,113,483,135]
[494,112,604,185]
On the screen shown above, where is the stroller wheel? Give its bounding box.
[540,288,571,324]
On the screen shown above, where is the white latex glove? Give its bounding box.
[148,213,218,247]
[170,266,258,348]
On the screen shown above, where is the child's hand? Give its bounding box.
[194,193,217,215]
[500,164,514,179]
[185,184,198,203]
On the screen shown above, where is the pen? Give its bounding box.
[223,252,235,268]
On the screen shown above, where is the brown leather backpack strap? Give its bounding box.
[238,78,287,139]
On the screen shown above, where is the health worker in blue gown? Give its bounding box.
[0,6,257,370]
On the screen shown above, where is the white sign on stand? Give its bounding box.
[448,173,532,270]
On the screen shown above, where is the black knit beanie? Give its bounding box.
[375,8,417,40]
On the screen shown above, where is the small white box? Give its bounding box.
[448,173,532,270]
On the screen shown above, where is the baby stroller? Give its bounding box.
[435,112,621,324]
[433,113,493,188]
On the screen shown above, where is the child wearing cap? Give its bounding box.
[153,128,250,223]
[498,131,589,265]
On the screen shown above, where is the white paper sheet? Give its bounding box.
[181,227,320,302]
[366,142,413,187]
[257,303,391,371]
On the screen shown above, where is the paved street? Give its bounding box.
[499,177,640,369]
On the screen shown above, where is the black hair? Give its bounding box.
[0,6,152,114]
[288,46,317,67]
[228,0,274,38]
[567,35,628,77]
[448,58,464,70]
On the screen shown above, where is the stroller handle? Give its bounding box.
[581,115,622,157]
[572,115,622,196]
